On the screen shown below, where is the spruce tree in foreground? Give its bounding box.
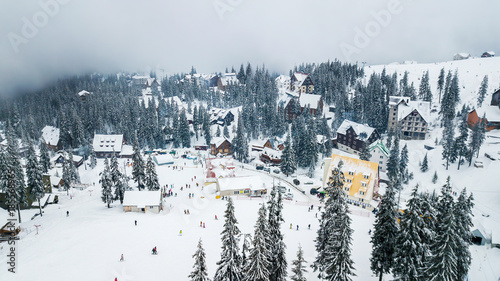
[267,186,287,281]
[62,154,72,196]
[214,197,243,281]
[3,131,27,223]
[455,188,474,281]
[400,144,409,183]
[426,177,460,281]
[89,146,97,169]
[359,142,372,161]
[313,162,355,280]
[110,153,124,203]
[477,75,488,107]
[393,185,430,281]
[145,154,160,191]
[244,204,271,281]
[189,239,211,281]
[291,245,307,281]
[370,183,398,281]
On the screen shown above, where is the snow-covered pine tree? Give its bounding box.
[203,113,212,146]
[232,116,248,163]
[67,151,80,184]
[62,154,72,196]
[100,158,113,208]
[145,154,160,191]
[110,153,124,203]
[426,177,461,281]
[89,145,97,169]
[189,239,211,281]
[385,129,394,150]
[39,137,51,173]
[291,245,307,281]
[442,120,456,170]
[179,109,191,148]
[280,133,296,176]
[216,126,221,138]
[419,71,432,102]
[420,153,429,172]
[455,188,474,281]
[437,67,445,102]
[370,183,398,281]
[26,143,45,216]
[432,171,438,184]
[386,136,400,182]
[359,142,372,161]
[241,234,252,268]
[393,185,431,281]
[267,185,287,281]
[400,144,409,183]
[244,204,271,281]
[132,140,146,190]
[313,163,355,280]
[214,197,243,281]
[477,75,488,107]
[455,113,469,170]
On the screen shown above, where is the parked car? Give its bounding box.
[284,193,293,200]
[310,188,318,195]
[256,165,264,170]
[304,181,314,185]
[273,169,280,174]
[263,168,270,173]
[277,186,287,193]
[293,179,300,185]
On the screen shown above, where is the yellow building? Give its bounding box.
[322,154,379,210]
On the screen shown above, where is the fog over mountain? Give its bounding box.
[1,0,498,95]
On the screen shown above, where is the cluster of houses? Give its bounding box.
[454,51,495,60]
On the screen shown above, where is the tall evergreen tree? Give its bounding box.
[420,153,429,172]
[426,177,461,281]
[313,163,355,280]
[214,197,243,281]
[468,115,486,166]
[386,136,400,182]
[179,109,191,148]
[189,239,211,281]
[39,138,51,173]
[203,114,212,146]
[89,145,97,169]
[267,186,287,281]
[455,188,474,281]
[241,234,252,268]
[223,123,230,139]
[400,144,409,183]
[437,68,445,102]
[2,130,27,222]
[244,204,271,281]
[477,75,488,107]
[232,116,248,163]
[110,153,124,203]
[359,142,372,161]
[62,154,72,196]
[455,113,469,170]
[280,133,296,176]
[145,154,160,191]
[370,183,398,281]
[67,151,80,184]
[132,140,146,190]
[26,144,45,216]
[100,158,113,208]
[290,245,308,281]
[419,71,432,102]
[393,185,432,281]
[442,120,456,170]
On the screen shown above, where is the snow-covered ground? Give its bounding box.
[1,57,500,280]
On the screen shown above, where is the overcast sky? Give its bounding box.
[1,0,499,95]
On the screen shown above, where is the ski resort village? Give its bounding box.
[1,54,500,280]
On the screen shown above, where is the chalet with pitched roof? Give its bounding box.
[369,140,389,172]
[210,137,232,155]
[92,134,125,158]
[336,120,380,155]
[217,73,240,91]
[289,72,314,94]
[41,126,62,151]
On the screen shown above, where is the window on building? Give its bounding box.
[379,161,383,164]
[361,182,367,187]
[348,171,354,176]
[380,155,383,159]
[234,191,239,194]
[360,191,365,195]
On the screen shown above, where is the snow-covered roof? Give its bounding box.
[275,75,290,87]
[299,94,322,109]
[337,120,376,141]
[123,191,161,208]
[369,140,389,158]
[292,72,309,86]
[397,100,431,123]
[388,96,410,107]
[41,126,60,146]
[220,73,239,86]
[217,176,268,192]
[50,176,62,186]
[261,147,282,159]
[154,154,175,165]
[484,51,495,56]
[119,145,134,157]
[211,137,230,148]
[77,90,90,97]
[476,106,500,122]
[92,134,124,153]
